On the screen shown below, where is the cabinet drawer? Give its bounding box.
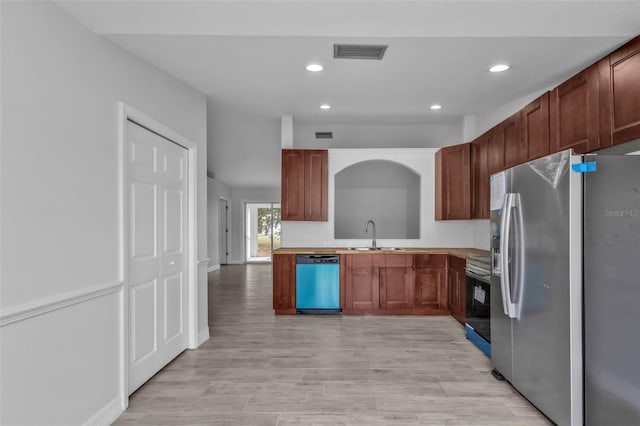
[415,254,446,268]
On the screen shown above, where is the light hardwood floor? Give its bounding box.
[114,264,551,425]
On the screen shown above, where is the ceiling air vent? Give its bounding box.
[334,44,387,60]
[315,132,333,139]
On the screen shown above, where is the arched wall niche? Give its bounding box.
[334,159,420,239]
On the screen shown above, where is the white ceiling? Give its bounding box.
[57,0,640,187]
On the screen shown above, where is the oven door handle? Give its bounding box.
[465,269,491,284]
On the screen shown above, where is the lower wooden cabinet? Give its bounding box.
[343,254,383,311]
[275,252,471,321]
[447,255,467,326]
[343,254,414,314]
[414,254,448,314]
[272,254,296,314]
[380,255,414,310]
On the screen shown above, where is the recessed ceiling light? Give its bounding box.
[430,104,442,110]
[489,64,510,73]
[320,104,331,110]
[306,64,324,72]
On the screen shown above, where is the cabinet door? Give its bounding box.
[281,150,305,221]
[456,271,467,325]
[447,268,459,314]
[487,127,504,175]
[380,255,414,310]
[273,254,296,313]
[523,92,550,161]
[501,112,525,169]
[435,143,471,220]
[414,267,446,312]
[471,137,489,219]
[600,36,640,147]
[304,150,328,221]
[345,254,381,310]
[550,64,599,154]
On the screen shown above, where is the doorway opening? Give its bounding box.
[245,203,281,263]
[219,199,229,265]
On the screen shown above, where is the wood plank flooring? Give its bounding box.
[114,264,551,425]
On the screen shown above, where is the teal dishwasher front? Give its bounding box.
[295,255,340,314]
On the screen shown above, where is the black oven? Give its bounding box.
[465,256,491,357]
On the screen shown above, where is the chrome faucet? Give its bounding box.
[364,220,377,249]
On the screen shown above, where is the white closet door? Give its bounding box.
[127,120,188,394]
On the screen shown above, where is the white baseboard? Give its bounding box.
[207,264,220,272]
[197,327,210,346]
[84,395,122,426]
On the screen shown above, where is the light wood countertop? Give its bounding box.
[273,247,489,259]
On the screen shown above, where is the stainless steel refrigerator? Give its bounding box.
[583,153,640,426]
[490,150,583,426]
[490,149,640,426]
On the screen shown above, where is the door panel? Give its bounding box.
[345,255,379,310]
[130,183,157,259]
[219,199,228,265]
[509,153,577,426]
[490,178,513,382]
[163,189,183,254]
[163,272,183,342]
[584,155,640,426]
[131,279,157,363]
[127,121,188,394]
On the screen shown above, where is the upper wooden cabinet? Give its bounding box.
[304,150,328,221]
[550,63,600,154]
[281,150,305,220]
[281,149,328,221]
[501,111,525,169]
[486,126,504,175]
[435,143,471,220]
[471,137,489,219]
[599,36,640,147]
[523,92,550,161]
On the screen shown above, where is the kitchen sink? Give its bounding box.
[346,247,406,251]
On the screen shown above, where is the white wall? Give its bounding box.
[281,149,484,249]
[207,99,282,187]
[294,122,462,149]
[0,2,207,424]
[207,177,231,270]
[228,187,281,264]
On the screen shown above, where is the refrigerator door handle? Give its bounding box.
[499,193,512,317]
[511,193,525,319]
[500,193,518,318]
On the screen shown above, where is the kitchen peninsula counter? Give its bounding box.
[273,247,489,258]
[273,247,489,317]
